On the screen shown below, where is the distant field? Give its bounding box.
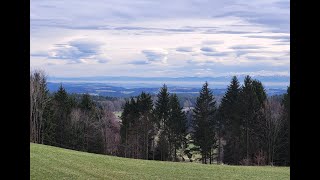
[30,143,289,179]
[113,111,122,118]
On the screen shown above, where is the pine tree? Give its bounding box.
[120,98,136,158]
[80,93,105,154]
[192,82,217,164]
[79,93,94,111]
[251,79,267,164]
[52,84,72,147]
[252,80,267,106]
[120,93,156,160]
[218,76,241,164]
[239,76,267,165]
[137,92,155,159]
[283,86,290,116]
[168,94,187,161]
[155,84,170,129]
[155,84,170,160]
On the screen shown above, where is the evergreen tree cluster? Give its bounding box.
[119,86,187,161]
[218,76,290,166]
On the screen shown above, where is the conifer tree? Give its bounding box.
[218,76,241,164]
[80,93,95,111]
[120,100,131,157]
[168,94,187,161]
[137,92,155,159]
[52,84,72,147]
[155,84,170,160]
[251,79,267,160]
[239,76,267,164]
[81,94,104,153]
[155,84,170,128]
[192,82,217,164]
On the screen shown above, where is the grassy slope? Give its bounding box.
[31,143,289,180]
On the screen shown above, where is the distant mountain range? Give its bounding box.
[47,81,288,98]
[48,75,290,89]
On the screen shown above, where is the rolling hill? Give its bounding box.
[30,143,290,179]
[47,82,287,97]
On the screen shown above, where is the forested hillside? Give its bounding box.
[31,70,290,166]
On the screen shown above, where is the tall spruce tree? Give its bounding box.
[155,84,170,128]
[120,98,139,158]
[239,76,267,165]
[218,76,241,164]
[168,94,187,161]
[79,93,95,111]
[120,100,131,157]
[252,80,267,105]
[120,93,156,160]
[192,82,217,164]
[137,92,155,159]
[52,84,72,147]
[155,84,170,160]
[251,79,267,163]
[80,94,104,154]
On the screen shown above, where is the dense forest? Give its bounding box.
[30,70,290,166]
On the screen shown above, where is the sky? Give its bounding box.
[31,0,290,78]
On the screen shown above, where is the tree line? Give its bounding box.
[218,76,289,166]
[30,70,120,155]
[30,70,289,166]
[119,87,187,161]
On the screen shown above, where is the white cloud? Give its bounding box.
[46,38,108,64]
[176,47,194,52]
[142,49,168,64]
[30,0,290,78]
[200,47,216,52]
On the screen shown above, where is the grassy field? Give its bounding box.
[30,143,290,180]
[113,111,122,119]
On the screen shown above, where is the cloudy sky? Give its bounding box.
[31,0,290,78]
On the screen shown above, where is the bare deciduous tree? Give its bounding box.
[70,108,82,149]
[261,97,284,165]
[97,104,120,155]
[30,70,50,143]
[253,149,266,166]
